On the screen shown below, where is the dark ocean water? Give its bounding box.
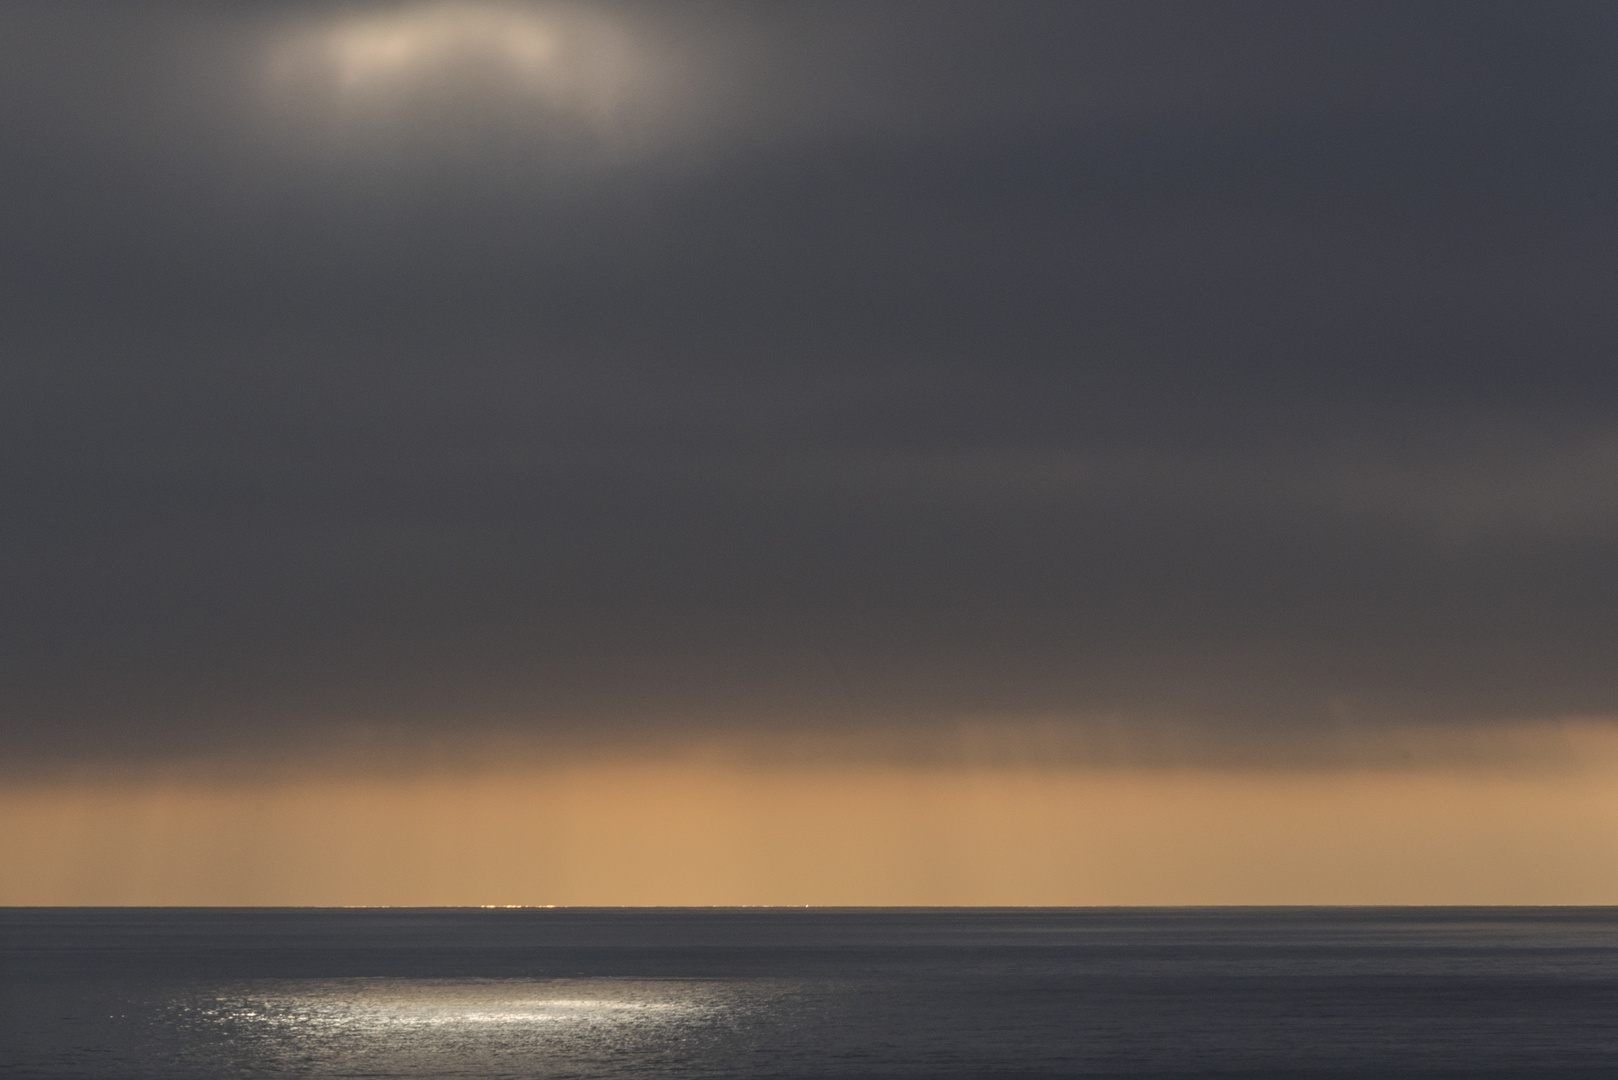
[2,908,1617,1079]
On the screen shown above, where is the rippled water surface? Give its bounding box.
[4,907,1618,1077]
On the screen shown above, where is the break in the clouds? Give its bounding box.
[4,1,1618,772]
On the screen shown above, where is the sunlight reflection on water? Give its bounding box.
[12,911,1618,1078]
[168,978,782,1079]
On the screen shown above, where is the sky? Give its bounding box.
[5,1,1618,904]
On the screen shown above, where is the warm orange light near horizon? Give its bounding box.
[6,746,1618,906]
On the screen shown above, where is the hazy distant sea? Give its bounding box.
[3,907,1617,1078]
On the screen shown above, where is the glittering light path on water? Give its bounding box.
[164,978,792,1079]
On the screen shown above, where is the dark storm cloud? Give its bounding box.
[5,1,1618,769]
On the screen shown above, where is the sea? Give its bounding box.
[2,907,1616,1078]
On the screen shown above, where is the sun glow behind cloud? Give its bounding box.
[319,6,568,91]
[260,2,675,154]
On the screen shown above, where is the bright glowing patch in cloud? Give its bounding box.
[323,7,563,91]
[264,2,665,149]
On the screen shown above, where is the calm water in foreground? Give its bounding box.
[2,907,1616,1078]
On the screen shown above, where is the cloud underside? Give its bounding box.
[3,1,1618,771]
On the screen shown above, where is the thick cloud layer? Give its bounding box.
[5,1,1618,770]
